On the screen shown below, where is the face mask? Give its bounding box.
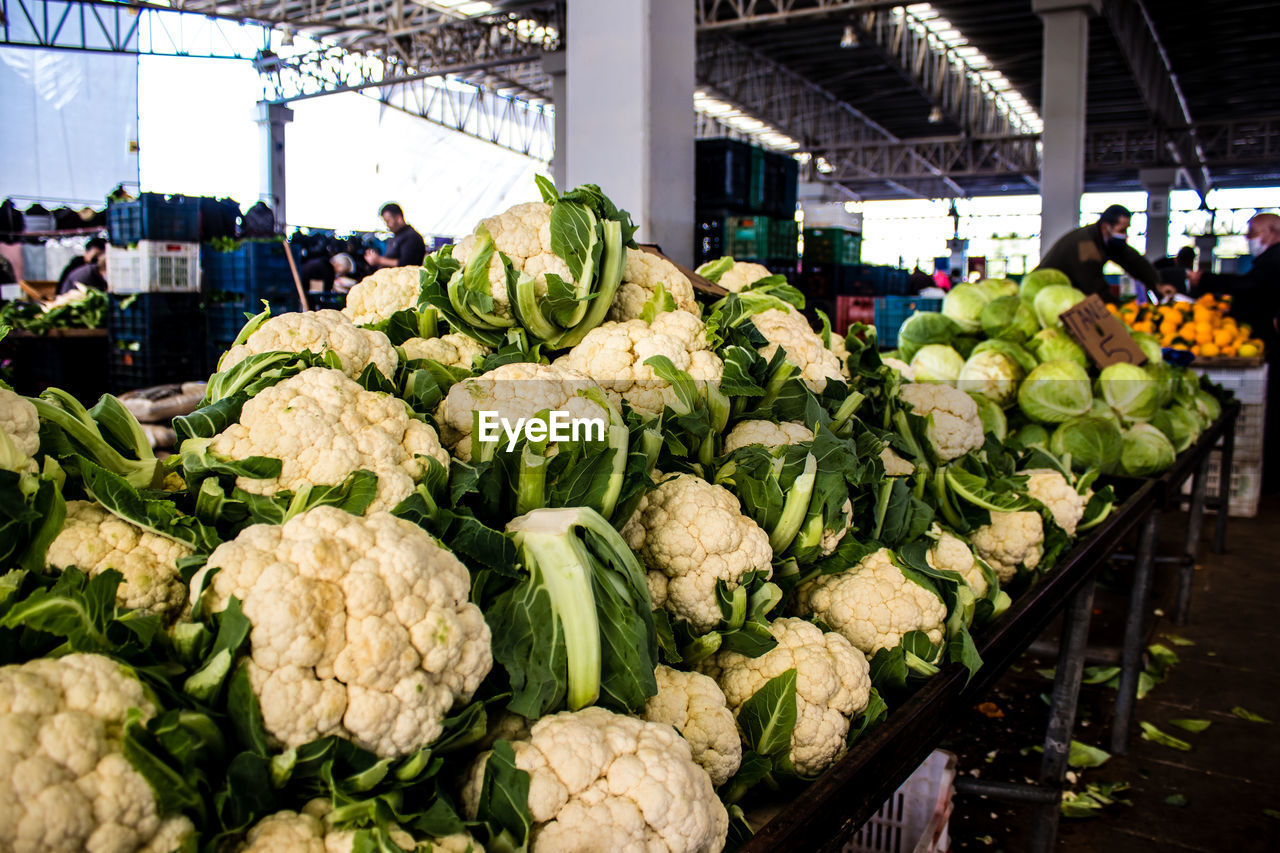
[1248,236,1267,257]
[1107,232,1127,249]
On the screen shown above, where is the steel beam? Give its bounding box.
[695,0,902,30]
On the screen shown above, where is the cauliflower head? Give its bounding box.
[553,311,722,418]
[622,474,772,632]
[609,249,699,320]
[793,548,947,656]
[219,309,398,381]
[700,618,870,777]
[926,524,989,599]
[722,420,813,454]
[642,666,741,787]
[898,382,984,461]
[401,333,490,370]
[881,357,916,381]
[192,506,492,757]
[435,362,609,461]
[343,266,423,327]
[879,446,915,477]
[209,367,448,513]
[46,501,191,622]
[716,261,774,294]
[1,387,39,475]
[749,308,844,393]
[971,510,1044,582]
[462,706,728,853]
[453,202,567,319]
[238,799,480,853]
[1021,468,1087,537]
[0,653,195,853]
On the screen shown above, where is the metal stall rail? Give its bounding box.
[740,479,1161,853]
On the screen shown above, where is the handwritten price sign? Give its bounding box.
[1059,295,1148,368]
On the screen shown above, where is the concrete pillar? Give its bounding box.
[542,52,568,189]
[255,101,293,228]
[1033,0,1100,248]
[565,0,694,264]
[1140,167,1178,261]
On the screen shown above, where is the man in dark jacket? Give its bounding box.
[364,203,426,269]
[56,237,106,288]
[1035,204,1160,302]
[1189,213,1280,354]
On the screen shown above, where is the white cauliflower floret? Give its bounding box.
[722,420,813,453]
[238,799,481,853]
[343,266,422,326]
[623,474,772,632]
[401,333,490,370]
[46,501,191,622]
[191,506,491,757]
[554,311,723,418]
[925,524,989,599]
[971,511,1044,582]
[642,666,741,787]
[881,357,916,381]
[0,653,196,853]
[749,308,844,393]
[461,707,727,853]
[609,249,699,320]
[435,362,609,461]
[1021,468,1087,537]
[453,202,566,319]
[879,446,915,476]
[716,261,775,293]
[1,387,39,475]
[700,618,870,777]
[898,382,984,461]
[794,547,947,656]
[209,367,448,513]
[219,309,398,381]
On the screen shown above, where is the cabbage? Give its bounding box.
[1193,390,1222,422]
[1018,360,1093,423]
[972,339,1038,374]
[975,278,1019,301]
[1151,407,1199,453]
[1050,416,1124,474]
[968,392,1009,440]
[898,312,961,361]
[1029,328,1088,368]
[1012,423,1050,451]
[957,350,1023,408]
[980,295,1040,343]
[1088,397,1121,425]
[1096,363,1159,422]
[1146,361,1179,407]
[942,283,991,333]
[1120,423,1177,477]
[910,344,965,385]
[1020,268,1071,305]
[1033,284,1087,329]
[1130,331,1164,365]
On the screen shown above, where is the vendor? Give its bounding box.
[299,252,356,292]
[58,254,107,294]
[56,237,106,288]
[1189,213,1280,353]
[364,203,426,269]
[1035,204,1160,302]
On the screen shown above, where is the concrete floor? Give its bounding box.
[944,495,1280,852]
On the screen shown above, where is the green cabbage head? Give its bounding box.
[1018,359,1093,423]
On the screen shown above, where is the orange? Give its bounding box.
[1199,342,1220,357]
[1213,329,1234,347]
[1239,343,1260,358]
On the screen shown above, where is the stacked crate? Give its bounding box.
[107,293,205,392]
[694,139,800,271]
[201,241,303,373]
[1192,364,1268,517]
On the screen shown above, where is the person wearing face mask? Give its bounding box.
[1034,204,1160,302]
[1188,213,1280,352]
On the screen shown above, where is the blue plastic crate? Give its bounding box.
[200,241,302,303]
[874,296,943,348]
[108,293,203,344]
[108,194,200,246]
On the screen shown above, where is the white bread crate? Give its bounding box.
[106,240,200,294]
[1196,363,1268,406]
[844,750,956,853]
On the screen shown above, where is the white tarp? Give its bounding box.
[0,47,140,204]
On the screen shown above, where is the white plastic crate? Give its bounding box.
[1182,451,1263,518]
[1196,363,1268,406]
[1232,401,1267,460]
[844,750,956,853]
[106,241,201,294]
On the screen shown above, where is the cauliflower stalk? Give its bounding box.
[462,707,729,853]
[190,506,492,756]
[0,653,195,853]
[701,617,871,778]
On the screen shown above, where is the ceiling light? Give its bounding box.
[928,106,944,124]
[816,157,834,174]
[841,25,860,48]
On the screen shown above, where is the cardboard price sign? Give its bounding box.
[1059,294,1147,368]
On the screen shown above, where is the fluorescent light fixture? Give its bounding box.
[455,1,493,15]
[841,25,860,48]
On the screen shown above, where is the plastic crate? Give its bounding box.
[804,228,863,266]
[108,194,200,245]
[109,340,206,393]
[109,293,204,346]
[696,139,760,210]
[835,295,876,335]
[763,150,799,219]
[1183,451,1263,518]
[198,198,241,241]
[106,241,201,293]
[308,292,347,311]
[727,215,771,259]
[844,750,956,853]
[770,219,800,260]
[200,241,300,303]
[1195,363,1268,405]
[875,297,944,348]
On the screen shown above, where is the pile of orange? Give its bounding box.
[1111,294,1265,359]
